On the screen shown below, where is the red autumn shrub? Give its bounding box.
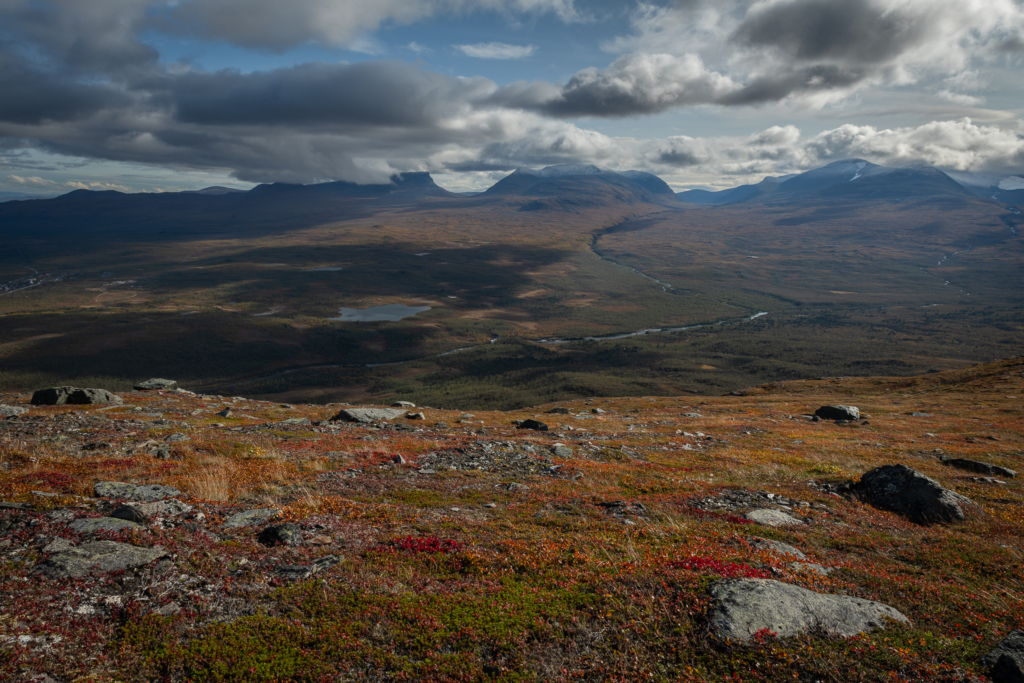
[668,556,769,579]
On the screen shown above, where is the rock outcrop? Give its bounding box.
[35,541,166,579]
[814,405,860,421]
[856,464,973,524]
[330,408,406,423]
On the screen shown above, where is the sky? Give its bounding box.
[1,0,1023,196]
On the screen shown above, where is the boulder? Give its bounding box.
[982,632,1024,683]
[518,419,548,431]
[709,578,909,642]
[814,405,860,421]
[746,509,805,527]
[66,388,122,405]
[942,457,1016,479]
[0,405,28,417]
[69,517,144,533]
[856,464,973,524]
[34,540,166,579]
[552,444,574,458]
[392,401,416,408]
[111,499,192,524]
[223,508,281,529]
[257,523,303,547]
[278,418,310,426]
[406,412,425,420]
[31,386,77,405]
[748,537,806,559]
[94,482,183,502]
[545,407,571,414]
[134,379,177,391]
[330,408,406,423]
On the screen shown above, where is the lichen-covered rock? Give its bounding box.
[746,509,805,527]
[34,540,166,578]
[257,523,302,546]
[748,537,806,559]
[856,464,973,524]
[30,386,77,405]
[134,379,177,390]
[942,457,1016,479]
[709,578,909,641]
[223,508,281,529]
[66,388,122,405]
[68,517,144,533]
[94,482,182,502]
[0,405,28,417]
[330,408,406,423]
[110,499,192,524]
[814,405,860,421]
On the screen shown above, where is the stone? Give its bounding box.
[856,464,973,524]
[941,457,1016,479]
[709,578,909,642]
[552,444,573,458]
[746,509,805,527]
[223,508,281,529]
[165,433,190,442]
[257,523,303,547]
[42,538,75,554]
[790,562,833,576]
[545,407,571,414]
[0,405,28,417]
[217,408,233,418]
[392,455,407,465]
[330,408,406,423]
[66,388,122,405]
[591,408,607,414]
[814,405,860,421]
[94,482,183,502]
[273,554,340,581]
[982,631,1024,681]
[69,517,144,533]
[518,419,548,431]
[682,413,703,418]
[34,540,166,579]
[278,418,311,426]
[111,499,192,524]
[406,412,425,420]
[31,386,77,405]
[110,505,150,524]
[392,401,416,408]
[748,537,806,559]
[134,379,177,391]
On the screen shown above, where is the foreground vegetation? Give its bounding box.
[0,359,1021,681]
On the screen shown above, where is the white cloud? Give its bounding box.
[456,42,536,59]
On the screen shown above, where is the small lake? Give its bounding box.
[330,304,431,322]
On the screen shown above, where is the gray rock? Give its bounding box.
[392,401,416,408]
[330,408,406,423]
[545,407,571,414]
[749,537,806,559]
[814,405,860,421]
[992,654,1024,683]
[406,412,425,420]
[134,379,177,391]
[552,444,573,458]
[709,578,910,642]
[856,464,973,524]
[109,498,192,524]
[518,419,548,431]
[69,517,144,533]
[682,412,703,418]
[223,508,281,529]
[34,540,166,578]
[66,388,122,405]
[31,386,77,405]
[273,554,340,581]
[0,405,28,417]
[746,509,805,527]
[217,408,233,418]
[278,418,310,426]
[42,538,75,554]
[790,562,833,576]
[942,457,1016,479]
[165,433,190,443]
[94,482,183,502]
[257,523,302,546]
[982,631,1024,677]
[110,505,150,524]
[591,408,607,414]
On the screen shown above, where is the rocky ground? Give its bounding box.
[0,360,1022,682]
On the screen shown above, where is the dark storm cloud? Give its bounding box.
[171,61,491,127]
[0,51,124,124]
[731,0,926,64]
[997,35,1024,53]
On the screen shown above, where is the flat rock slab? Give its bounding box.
[746,509,805,527]
[814,405,860,421]
[35,540,166,579]
[983,631,1024,682]
[942,457,1016,479]
[134,379,177,390]
[856,464,973,524]
[223,508,281,528]
[0,405,28,417]
[749,537,806,559]
[330,408,406,423]
[709,578,909,641]
[392,401,416,408]
[69,517,143,534]
[94,482,183,502]
[111,499,192,524]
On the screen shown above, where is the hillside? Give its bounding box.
[0,359,1021,681]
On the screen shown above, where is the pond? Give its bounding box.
[329,304,431,322]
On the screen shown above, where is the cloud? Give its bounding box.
[455,42,536,59]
